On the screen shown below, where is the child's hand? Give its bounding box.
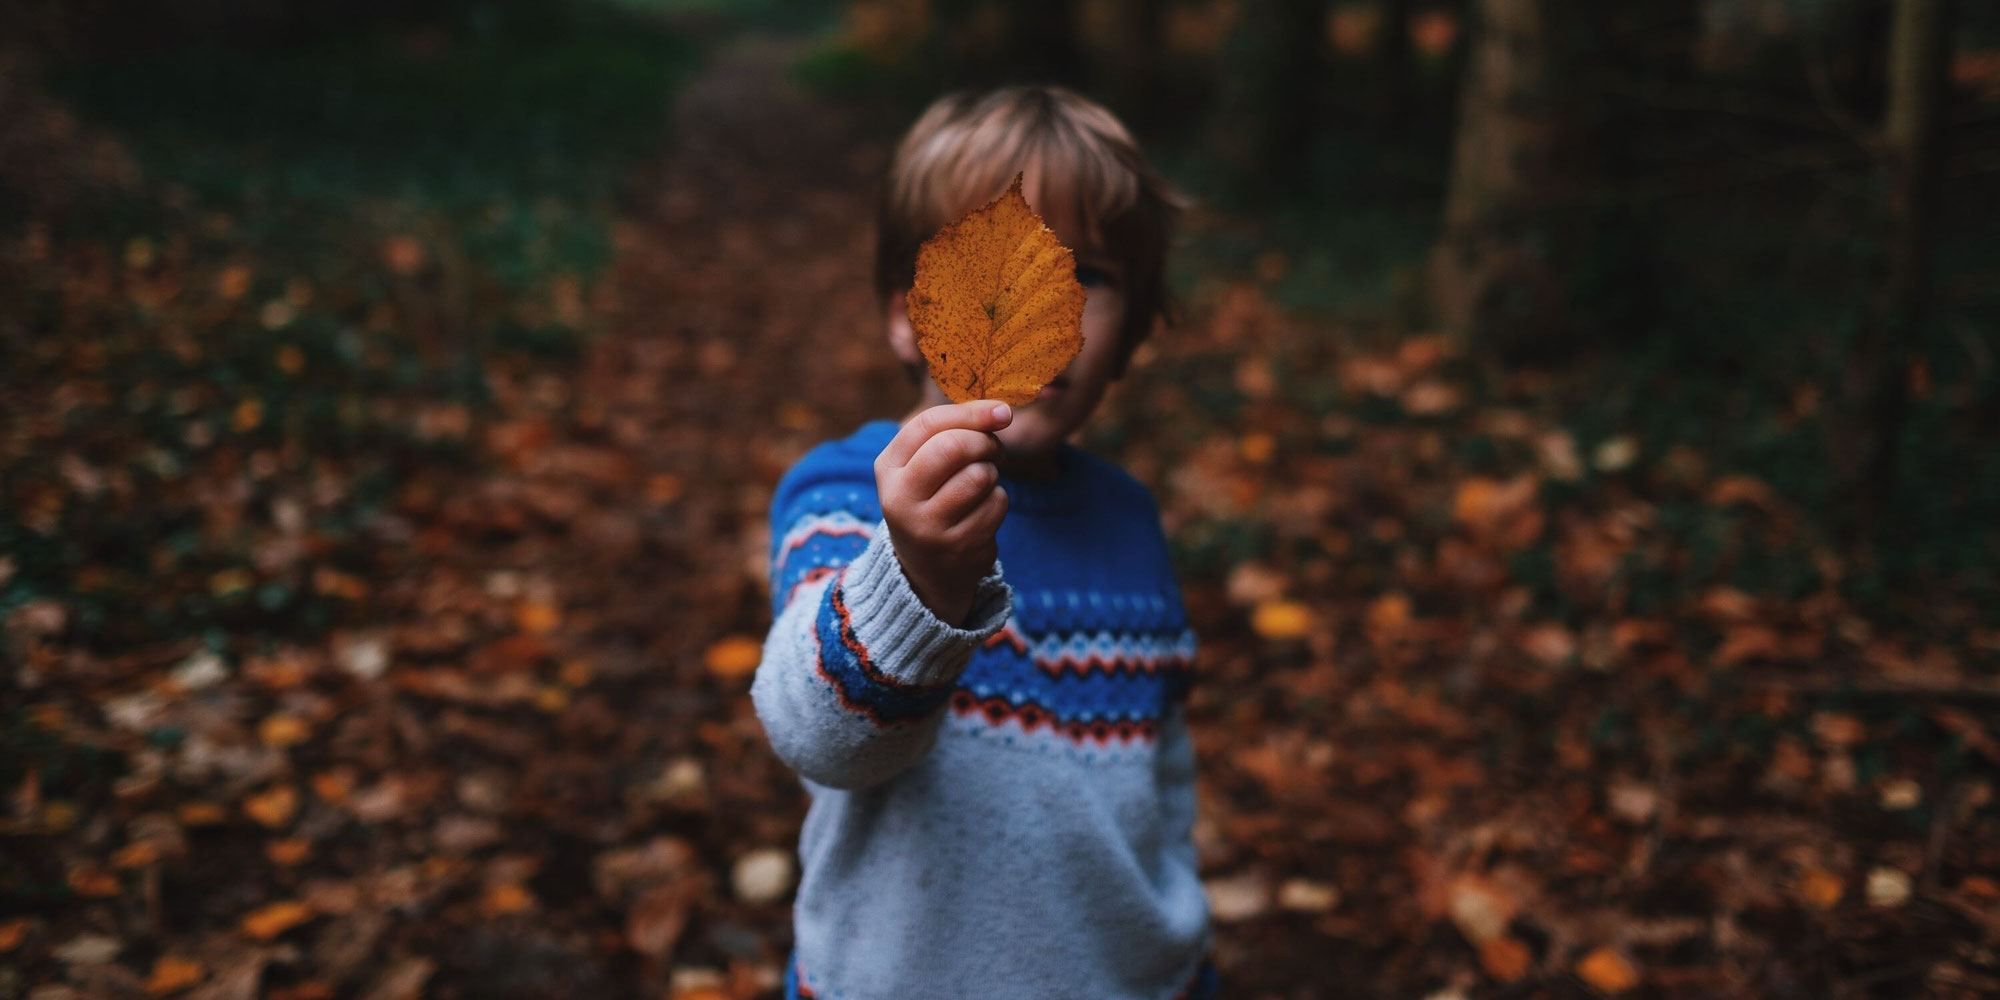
[875,400,1014,626]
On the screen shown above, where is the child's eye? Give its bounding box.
[1075,265,1115,289]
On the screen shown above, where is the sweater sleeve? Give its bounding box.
[753,464,1012,790]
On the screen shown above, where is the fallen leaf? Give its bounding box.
[67,865,120,897]
[732,848,794,903]
[1866,867,1913,908]
[1518,623,1576,666]
[1447,874,1516,944]
[53,932,121,964]
[359,956,434,1000]
[170,650,229,691]
[1812,712,1865,750]
[259,713,311,749]
[704,636,763,679]
[1204,870,1271,922]
[558,659,594,687]
[1797,867,1845,910]
[626,883,691,957]
[1606,781,1658,825]
[112,841,163,869]
[1250,600,1314,640]
[534,685,570,712]
[240,900,315,940]
[480,883,535,916]
[1575,947,1640,993]
[1402,379,1461,416]
[266,838,312,866]
[1592,435,1639,472]
[380,236,426,276]
[1366,592,1413,644]
[217,264,253,300]
[145,955,206,994]
[1878,778,1921,810]
[515,600,562,635]
[1714,625,1783,666]
[907,173,1086,406]
[0,917,25,950]
[666,968,727,999]
[311,770,355,805]
[179,801,229,826]
[335,633,390,680]
[1479,935,1532,982]
[1276,879,1340,913]
[244,786,299,828]
[1238,431,1276,464]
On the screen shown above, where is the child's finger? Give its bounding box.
[877,400,1013,470]
[948,482,1009,544]
[923,459,999,523]
[902,427,1002,501]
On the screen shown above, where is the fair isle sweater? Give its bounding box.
[753,419,1218,1000]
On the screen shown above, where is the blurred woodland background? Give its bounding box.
[2,0,1998,997]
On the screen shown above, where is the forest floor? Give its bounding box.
[4,12,2000,1000]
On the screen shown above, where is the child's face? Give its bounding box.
[888,178,1129,464]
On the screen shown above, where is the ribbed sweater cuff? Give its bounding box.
[838,521,1012,689]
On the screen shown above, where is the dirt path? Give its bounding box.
[383,35,912,997]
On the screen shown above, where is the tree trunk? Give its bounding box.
[1834,0,1955,555]
[1428,0,1569,352]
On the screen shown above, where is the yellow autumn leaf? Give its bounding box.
[310,770,354,805]
[1797,867,1845,910]
[112,841,163,869]
[67,865,121,897]
[244,785,299,828]
[178,801,228,826]
[266,838,312,866]
[259,712,312,748]
[907,173,1087,406]
[481,882,535,916]
[704,635,763,678]
[534,685,570,712]
[144,954,207,995]
[1250,600,1314,640]
[516,599,562,636]
[1574,946,1640,994]
[240,900,314,940]
[232,397,264,432]
[1365,592,1413,643]
[1238,432,1276,464]
[216,264,253,301]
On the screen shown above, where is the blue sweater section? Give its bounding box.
[755,419,1216,1000]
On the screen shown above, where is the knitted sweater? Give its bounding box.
[753,419,1217,1000]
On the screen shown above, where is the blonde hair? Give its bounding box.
[875,86,1188,373]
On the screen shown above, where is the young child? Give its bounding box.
[753,86,1217,1000]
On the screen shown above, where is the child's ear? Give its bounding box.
[886,292,922,366]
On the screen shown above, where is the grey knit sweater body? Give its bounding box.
[752,420,1215,1000]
